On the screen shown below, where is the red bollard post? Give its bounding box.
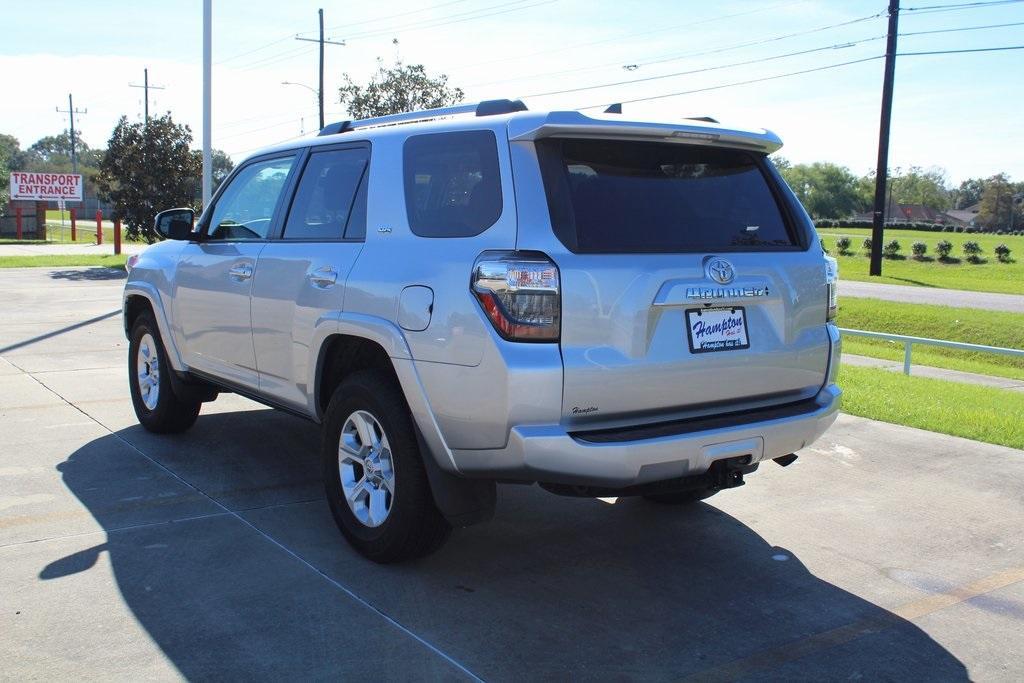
[70,208,77,241]
[15,207,22,240]
[114,218,122,255]
[95,210,103,245]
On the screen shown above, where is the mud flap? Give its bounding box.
[415,426,496,528]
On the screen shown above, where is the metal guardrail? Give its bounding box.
[839,328,1024,375]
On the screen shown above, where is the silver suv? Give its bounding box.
[123,100,841,562]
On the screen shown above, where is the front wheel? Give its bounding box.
[128,313,201,433]
[322,370,450,563]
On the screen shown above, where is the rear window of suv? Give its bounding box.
[537,138,797,253]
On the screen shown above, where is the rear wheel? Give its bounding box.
[128,313,201,433]
[322,370,450,563]
[642,488,719,505]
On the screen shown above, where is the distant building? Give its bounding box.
[853,198,969,226]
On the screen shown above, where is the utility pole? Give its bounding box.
[129,68,166,126]
[869,0,900,276]
[296,8,345,130]
[202,0,212,208]
[56,94,87,175]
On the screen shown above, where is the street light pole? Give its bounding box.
[202,0,212,208]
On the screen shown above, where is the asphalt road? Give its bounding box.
[838,280,1024,312]
[2,267,1023,681]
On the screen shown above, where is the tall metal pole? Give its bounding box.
[869,0,900,276]
[318,8,325,130]
[202,0,212,208]
[68,94,78,175]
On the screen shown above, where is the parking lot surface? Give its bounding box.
[2,266,1022,681]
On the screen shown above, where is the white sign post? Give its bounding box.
[9,172,83,202]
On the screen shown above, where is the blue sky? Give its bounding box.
[2,0,1022,183]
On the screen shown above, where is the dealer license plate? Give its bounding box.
[685,307,750,353]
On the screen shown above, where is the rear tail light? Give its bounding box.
[825,255,838,322]
[471,252,560,342]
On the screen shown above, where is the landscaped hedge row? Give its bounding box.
[814,218,1024,236]
[830,237,1013,264]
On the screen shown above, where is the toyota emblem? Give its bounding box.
[705,258,735,285]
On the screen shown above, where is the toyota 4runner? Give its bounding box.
[123,100,841,562]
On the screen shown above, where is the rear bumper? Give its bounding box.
[450,383,841,487]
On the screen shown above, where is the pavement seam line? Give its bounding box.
[13,358,484,683]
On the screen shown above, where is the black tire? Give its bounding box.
[642,488,719,505]
[128,313,201,434]
[322,369,451,563]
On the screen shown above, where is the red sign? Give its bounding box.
[9,172,83,201]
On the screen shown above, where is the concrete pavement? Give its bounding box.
[839,280,1024,312]
[2,266,1023,680]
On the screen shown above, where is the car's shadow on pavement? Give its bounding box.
[43,409,969,680]
[48,267,127,281]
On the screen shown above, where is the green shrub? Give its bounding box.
[836,237,851,254]
[995,243,1012,262]
[936,240,953,259]
[963,241,983,263]
[883,239,901,258]
[862,237,872,253]
[911,241,927,259]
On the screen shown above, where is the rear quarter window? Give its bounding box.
[403,130,502,238]
[537,138,798,253]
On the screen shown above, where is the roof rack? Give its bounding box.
[318,98,527,136]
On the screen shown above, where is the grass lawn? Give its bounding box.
[837,297,1024,380]
[817,227,1024,294]
[0,254,127,269]
[839,365,1024,450]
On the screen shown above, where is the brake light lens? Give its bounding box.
[471,252,560,342]
[825,255,838,322]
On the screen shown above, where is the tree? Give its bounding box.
[778,162,865,219]
[0,134,22,205]
[889,166,951,210]
[211,149,234,191]
[977,173,1024,230]
[953,177,986,209]
[96,114,201,242]
[338,59,464,119]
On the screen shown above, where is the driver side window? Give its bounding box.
[207,155,296,240]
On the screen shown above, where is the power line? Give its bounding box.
[330,0,556,42]
[898,44,1024,54]
[900,20,1024,36]
[520,35,886,99]
[466,11,886,89]
[904,0,1023,10]
[575,56,884,110]
[216,0,477,65]
[453,0,807,73]
[322,0,474,32]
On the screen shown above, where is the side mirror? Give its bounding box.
[154,208,196,241]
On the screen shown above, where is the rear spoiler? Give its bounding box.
[507,111,782,154]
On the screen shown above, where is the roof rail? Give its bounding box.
[685,116,720,124]
[318,99,528,136]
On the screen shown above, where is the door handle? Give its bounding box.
[307,266,338,288]
[228,263,253,281]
